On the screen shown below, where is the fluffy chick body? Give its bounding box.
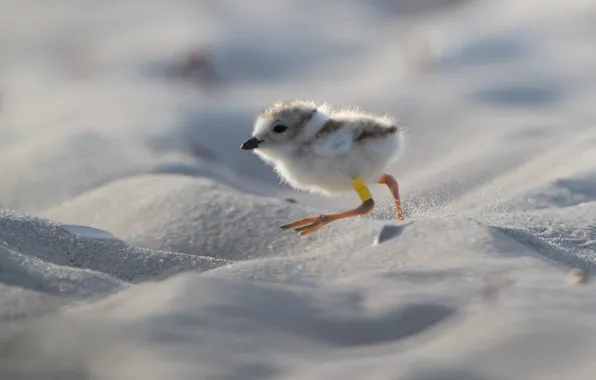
[246,100,405,195]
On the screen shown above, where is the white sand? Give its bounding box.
[1,0,596,378]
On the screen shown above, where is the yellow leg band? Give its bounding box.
[352,177,372,202]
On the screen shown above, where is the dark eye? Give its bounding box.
[272,125,288,133]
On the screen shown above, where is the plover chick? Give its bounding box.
[240,100,406,236]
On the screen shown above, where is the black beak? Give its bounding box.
[240,137,263,150]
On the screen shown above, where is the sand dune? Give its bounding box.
[0,210,228,284]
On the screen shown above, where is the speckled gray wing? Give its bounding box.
[355,124,399,141]
[311,121,354,157]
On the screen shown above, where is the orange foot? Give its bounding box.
[280,199,375,236]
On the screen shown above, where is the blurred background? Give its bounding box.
[1,0,596,216]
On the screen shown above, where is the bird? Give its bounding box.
[240,100,406,236]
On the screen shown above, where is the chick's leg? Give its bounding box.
[376,173,404,220]
[280,177,375,236]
